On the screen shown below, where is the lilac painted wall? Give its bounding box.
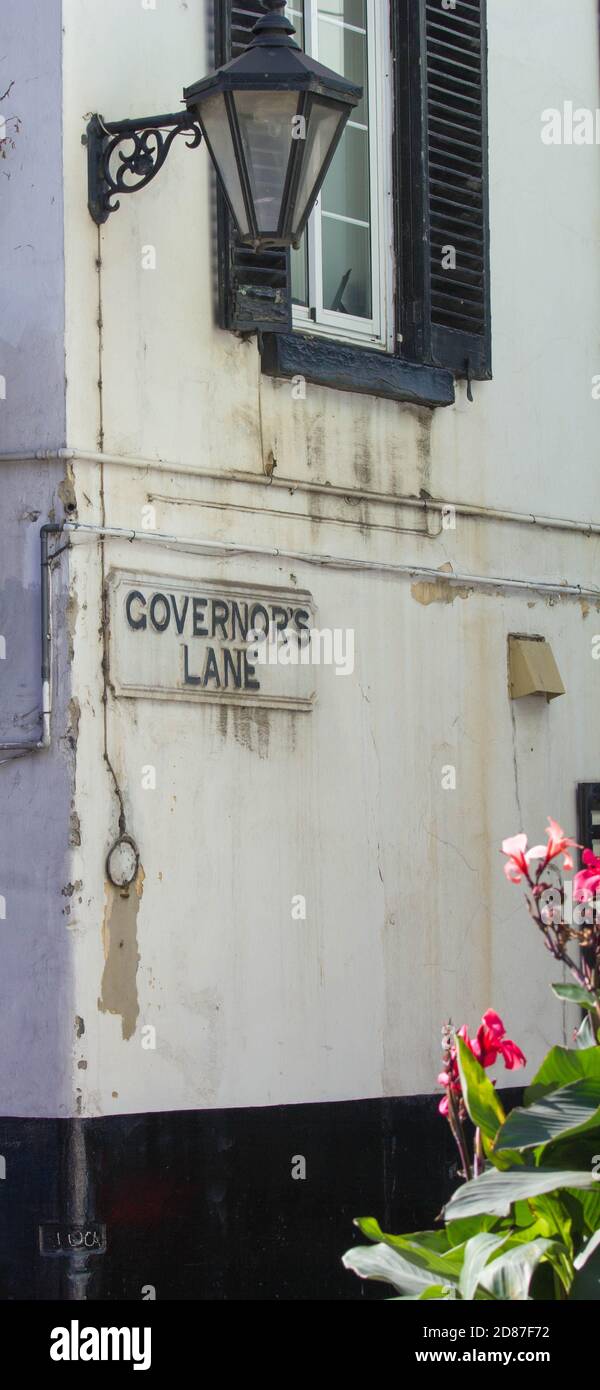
[0,0,65,450]
[0,7,73,1114]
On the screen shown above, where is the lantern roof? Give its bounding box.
[184,1,362,108]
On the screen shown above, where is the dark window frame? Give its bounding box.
[577,784,600,860]
[216,0,491,408]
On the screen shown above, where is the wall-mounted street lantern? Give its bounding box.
[87,0,361,251]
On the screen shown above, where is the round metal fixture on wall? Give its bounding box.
[106,834,140,890]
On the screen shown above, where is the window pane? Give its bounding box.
[317,0,372,321]
[291,235,309,306]
[321,124,369,224]
[322,216,372,319]
[319,0,366,29]
[287,3,305,45]
[318,10,368,126]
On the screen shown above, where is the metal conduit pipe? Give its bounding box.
[0,523,62,758]
[2,517,599,763]
[1,448,599,538]
[61,520,600,600]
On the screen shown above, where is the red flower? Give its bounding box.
[574,849,600,903]
[438,1011,526,1115]
[474,1010,527,1070]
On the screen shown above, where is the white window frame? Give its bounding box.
[290,0,394,352]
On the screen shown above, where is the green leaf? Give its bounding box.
[354,1219,464,1279]
[552,984,597,1011]
[342,1243,447,1296]
[576,1015,598,1049]
[569,1245,600,1299]
[578,1186,600,1233]
[356,1218,449,1254]
[494,1079,600,1152]
[478,1239,558,1301]
[525,1046,600,1104]
[444,1168,598,1221]
[574,1227,600,1270]
[459,1233,508,1300]
[530,1193,574,1255]
[445,1213,498,1246]
[419,1285,457,1301]
[456,1037,506,1142]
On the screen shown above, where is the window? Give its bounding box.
[215,0,491,406]
[289,0,393,350]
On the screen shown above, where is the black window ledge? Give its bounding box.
[260,333,455,409]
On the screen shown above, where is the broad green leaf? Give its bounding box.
[459,1233,508,1301]
[479,1239,557,1301]
[578,1186,600,1233]
[576,1015,598,1049]
[552,983,597,1012]
[525,1046,600,1104]
[530,1193,573,1255]
[388,1286,457,1301]
[356,1218,449,1255]
[446,1213,498,1247]
[574,1227,600,1270]
[444,1168,598,1221]
[569,1245,600,1299]
[456,1038,505,1142]
[342,1243,447,1296]
[494,1079,600,1152]
[419,1285,457,1300]
[354,1220,464,1279]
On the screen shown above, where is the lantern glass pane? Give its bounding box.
[197,92,250,235]
[234,92,300,234]
[292,100,346,237]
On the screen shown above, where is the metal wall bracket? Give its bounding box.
[85,112,203,225]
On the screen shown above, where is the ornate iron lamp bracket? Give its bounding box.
[85,111,203,225]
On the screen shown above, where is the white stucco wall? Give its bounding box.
[3,0,600,1118]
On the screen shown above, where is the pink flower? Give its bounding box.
[543,818,579,872]
[501,834,537,884]
[438,1011,526,1115]
[501,820,579,883]
[574,849,600,903]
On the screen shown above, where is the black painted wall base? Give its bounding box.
[0,1096,469,1301]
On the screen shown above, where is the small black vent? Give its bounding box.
[215,0,292,333]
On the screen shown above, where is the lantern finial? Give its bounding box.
[251,0,298,48]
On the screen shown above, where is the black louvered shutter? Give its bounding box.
[214,0,292,333]
[396,0,491,379]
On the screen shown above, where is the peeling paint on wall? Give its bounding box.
[66,588,79,664]
[99,866,144,1041]
[411,564,473,607]
[57,465,77,515]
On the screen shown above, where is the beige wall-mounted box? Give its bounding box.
[508,635,565,701]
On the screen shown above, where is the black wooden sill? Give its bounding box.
[260,332,455,409]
